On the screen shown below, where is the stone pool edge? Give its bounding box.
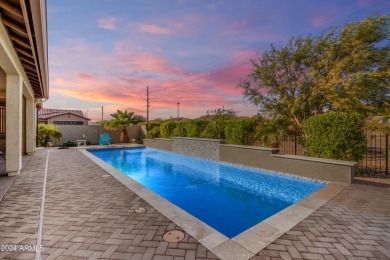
[80,148,349,260]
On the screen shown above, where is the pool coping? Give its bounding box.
[80,148,349,260]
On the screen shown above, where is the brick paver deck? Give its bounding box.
[0,148,389,260]
[0,150,47,260]
[251,185,390,260]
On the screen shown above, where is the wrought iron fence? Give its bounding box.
[277,135,305,156]
[251,130,389,176]
[361,130,389,176]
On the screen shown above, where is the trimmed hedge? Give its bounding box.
[302,113,366,161]
[160,121,177,138]
[146,122,161,138]
[186,119,208,138]
[224,118,258,145]
[172,121,187,137]
[202,118,228,139]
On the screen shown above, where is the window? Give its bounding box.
[53,121,83,125]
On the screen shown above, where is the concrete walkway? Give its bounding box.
[0,148,389,260]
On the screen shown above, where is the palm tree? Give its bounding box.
[37,123,62,147]
[102,110,144,143]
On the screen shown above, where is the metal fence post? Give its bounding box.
[294,135,297,155]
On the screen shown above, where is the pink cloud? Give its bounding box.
[138,24,171,34]
[76,72,96,81]
[48,37,259,120]
[310,15,329,27]
[207,61,252,96]
[307,3,349,29]
[98,16,117,30]
[356,0,374,7]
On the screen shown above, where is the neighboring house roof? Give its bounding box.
[38,108,90,120]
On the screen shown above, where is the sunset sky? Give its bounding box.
[46,0,389,121]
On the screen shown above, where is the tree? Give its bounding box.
[102,110,145,143]
[239,14,390,132]
[38,123,62,147]
[254,118,290,148]
[203,106,237,119]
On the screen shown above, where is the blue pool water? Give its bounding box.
[89,147,325,238]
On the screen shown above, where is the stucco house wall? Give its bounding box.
[52,125,143,146]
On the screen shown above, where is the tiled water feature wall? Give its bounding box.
[172,137,225,161]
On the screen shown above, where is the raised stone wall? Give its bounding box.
[172,137,225,161]
[220,144,356,184]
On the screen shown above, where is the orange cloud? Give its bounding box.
[138,24,171,34]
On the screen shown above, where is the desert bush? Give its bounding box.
[171,121,187,137]
[224,118,258,145]
[38,123,62,147]
[146,122,161,138]
[63,140,77,147]
[186,119,209,138]
[160,121,177,138]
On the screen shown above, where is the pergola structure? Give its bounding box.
[0,0,48,175]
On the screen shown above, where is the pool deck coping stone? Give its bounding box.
[272,153,357,166]
[172,137,225,143]
[80,148,349,260]
[220,144,278,152]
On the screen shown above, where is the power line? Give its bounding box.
[147,0,387,95]
[146,86,150,123]
[152,57,251,95]
[151,51,256,93]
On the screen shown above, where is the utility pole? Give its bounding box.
[146,86,150,123]
[101,106,103,122]
[177,101,180,120]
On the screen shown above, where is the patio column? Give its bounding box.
[6,74,22,176]
[25,97,36,154]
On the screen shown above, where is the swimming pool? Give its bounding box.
[88,147,325,238]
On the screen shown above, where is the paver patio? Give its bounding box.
[0,148,389,260]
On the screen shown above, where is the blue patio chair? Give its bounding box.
[99,133,111,146]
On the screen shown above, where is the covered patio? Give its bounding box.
[0,0,49,176]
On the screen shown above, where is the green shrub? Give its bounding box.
[38,123,62,147]
[136,136,143,144]
[160,121,177,138]
[201,107,237,139]
[254,118,290,148]
[224,118,258,145]
[146,122,161,138]
[201,118,230,139]
[302,113,366,161]
[186,119,208,137]
[63,140,77,147]
[172,121,187,137]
